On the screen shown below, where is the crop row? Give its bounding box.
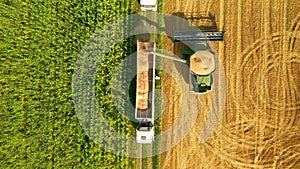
[0,0,138,168]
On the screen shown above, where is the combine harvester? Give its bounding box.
[174,12,225,93]
[152,11,225,94]
[135,41,156,144]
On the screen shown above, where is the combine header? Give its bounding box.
[171,12,225,42]
[173,31,224,42]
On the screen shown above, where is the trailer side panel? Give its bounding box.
[135,41,155,121]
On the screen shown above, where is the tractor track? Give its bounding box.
[137,143,153,169]
[161,0,300,168]
[148,143,153,169]
[138,144,142,169]
[215,0,300,167]
[222,31,300,168]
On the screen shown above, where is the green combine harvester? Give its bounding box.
[169,12,224,94]
[147,12,224,94]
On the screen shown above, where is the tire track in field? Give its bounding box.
[289,12,300,51]
[162,0,300,168]
[206,120,300,168]
[234,0,245,157]
[256,0,274,165]
[273,0,287,160]
[207,0,297,166]
[138,144,142,169]
[218,0,225,167]
[236,32,300,112]
[225,31,300,169]
[148,143,152,169]
[233,0,260,120]
[215,0,300,167]
[239,35,299,113]
[288,11,300,107]
[224,0,238,121]
[234,0,243,113]
[274,3,287,156]
[289,12,300,115]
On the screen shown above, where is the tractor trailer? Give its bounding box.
[135,41,155,144]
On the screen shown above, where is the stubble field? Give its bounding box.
[160,0,300,168]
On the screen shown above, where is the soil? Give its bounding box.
[160,0,300,168]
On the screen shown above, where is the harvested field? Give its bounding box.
[160,0,300,168]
